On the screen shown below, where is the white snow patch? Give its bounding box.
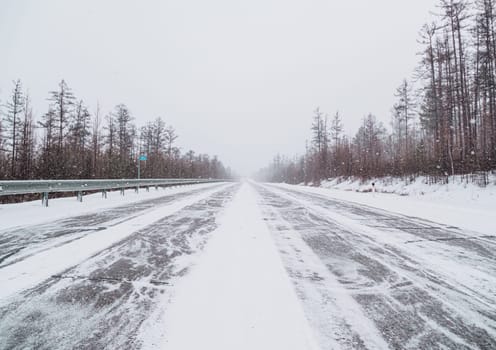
[146,182,320,350]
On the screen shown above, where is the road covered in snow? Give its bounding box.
[0,181,495,349]
[255,183,496,349]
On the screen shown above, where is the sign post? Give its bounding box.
[137,155,147,191]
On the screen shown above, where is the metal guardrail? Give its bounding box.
[0,178,223,206]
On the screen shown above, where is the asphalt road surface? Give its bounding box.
[0,181,495,349]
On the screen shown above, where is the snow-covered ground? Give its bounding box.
[293,175,496,235]
[1,180,495,349]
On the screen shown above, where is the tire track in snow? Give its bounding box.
[269,184,496,311]
[254,186,387,350]
[271,184,496,258]
[0,184,225,268]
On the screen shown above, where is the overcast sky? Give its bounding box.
[1,0,437,176]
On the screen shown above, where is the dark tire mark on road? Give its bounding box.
[270,184,496,260]
[0,184,225,268]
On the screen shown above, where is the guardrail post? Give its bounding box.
[102,189,107,198]
[146,186,149,192]
[135,186,139,193]
[41,192,49,207]
[77,191,83,202]
[120,188,125,196]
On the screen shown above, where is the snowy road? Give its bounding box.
[0,183,225,268]
[255,183,496,349]
[0,181,495,349]
[0,183,238,349]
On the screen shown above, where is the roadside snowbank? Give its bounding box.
[275,175,496,235]
[320,174,495,209]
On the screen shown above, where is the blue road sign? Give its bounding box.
[139,155,147,161]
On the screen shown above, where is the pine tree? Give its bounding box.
[5,79,24,178]
[113,104,136,177]
[17,94,35,179]
[393,79,416,174]
[165,126,178,177]
[90,102,103,178]
[38,107,57,178]
[48,80,75,177]
[69,100,92,177]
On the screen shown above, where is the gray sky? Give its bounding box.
[1,0,436,176]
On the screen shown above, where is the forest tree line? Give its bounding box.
[0,80,231,180]
[258,0,496,185]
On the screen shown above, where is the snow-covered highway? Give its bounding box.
[256,183,496,349]
[0,181,495,349]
